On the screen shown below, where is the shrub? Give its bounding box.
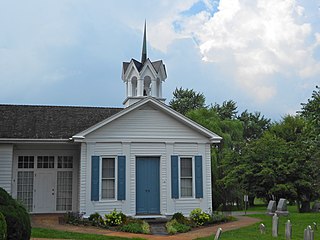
[119,219,150,234]
[166,219,191,234]
[0,212,7,240]
[172,212,186,223]
[88,212,105,226]
[0,187,31,240]
[190,208,210,226]
[105,209,126,226]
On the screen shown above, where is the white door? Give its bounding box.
[34,172,56,213]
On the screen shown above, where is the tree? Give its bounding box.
[212,100,238,120]
[238,110,271,143]
[169,88,206,115]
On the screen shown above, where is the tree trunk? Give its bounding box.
[299,201,311,213]
[248,196,255,207]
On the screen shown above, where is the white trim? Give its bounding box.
[178,156,195,199]
[100,156,118,201]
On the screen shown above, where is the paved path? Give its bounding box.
[31,214,260,240]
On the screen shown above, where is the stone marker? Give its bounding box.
[275,198,289,216]
[304,225,314,240]
[313,222,317,230]
[214,227,222,240]
[285,220,292,240]
[272,213,279,237]
[259,223,266,234]
[266,200,277,216]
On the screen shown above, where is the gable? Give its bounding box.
[85,103,212,142]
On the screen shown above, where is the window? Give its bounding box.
[18,156,34,169]
[58,156,73,168]
[37,156,54,168]
[17,171,34,212]
[101,158,115,199]
[180,157,193,197]
[56,171,73,211]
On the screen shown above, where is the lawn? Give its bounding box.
[197,205,320,240]
[31,228,145,240]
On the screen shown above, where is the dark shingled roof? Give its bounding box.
[122,58,166,75]
[0,104,123,139]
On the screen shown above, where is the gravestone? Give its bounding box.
[259,223,266,234]
[304,225,314,240]
[275,198,289,216]
[214,227,222,240]
[313,222,317,230]
[272,213,279,237]
[266,200,277,216]
[312,201,320,212]
[285,220,292,240]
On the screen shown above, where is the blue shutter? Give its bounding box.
[171,155,179,199]
[117,156,126,200]
[195,155,203,198]
[91,156,100,201]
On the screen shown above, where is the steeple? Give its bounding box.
[141,21,147,64]
[121,21,167,107]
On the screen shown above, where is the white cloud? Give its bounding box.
[170,0,320,103]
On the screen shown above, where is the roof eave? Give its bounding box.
[0,138,72,144]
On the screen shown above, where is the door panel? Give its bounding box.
[136,157,160,214]
[34,172,55,213]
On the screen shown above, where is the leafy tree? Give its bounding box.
[169,88,206,115]
[212,100,238,120]
[238,110,271,143]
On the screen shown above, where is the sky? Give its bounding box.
[0,0,319,121]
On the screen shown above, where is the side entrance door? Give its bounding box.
[136,157,160,215]
[33,172,56,213]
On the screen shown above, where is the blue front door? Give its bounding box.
[136,157,160,215]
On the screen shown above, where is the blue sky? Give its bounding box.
[0,0,319,120]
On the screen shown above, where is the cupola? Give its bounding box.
[122,22,167,107]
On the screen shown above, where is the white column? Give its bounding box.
[127,79,132,97]
[151,78,157,97]
[159,80,162,98]
[137,78,143,96]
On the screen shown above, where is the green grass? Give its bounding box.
[198,205,320,240]
[31,228,145,240]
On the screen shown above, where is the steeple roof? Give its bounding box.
[141,20,147,64]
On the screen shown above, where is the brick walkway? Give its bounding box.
[31,214,260,240]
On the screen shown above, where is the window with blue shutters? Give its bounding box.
[171,155,203,199]
[91,155,126,201]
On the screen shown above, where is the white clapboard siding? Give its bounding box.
[94,143,122,156]
[0,144,13,193]
[174,143,198,155]
[85,108,208,142]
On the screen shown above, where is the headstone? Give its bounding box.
[266,200,277,216]
[275,198,289,216]
[313,222,317,230]
[259,223,266,234]
[272,213,279,237]
[285,220,292,240]
[304,225,314,240]
[214,227,222,240]
[312,201,320,212]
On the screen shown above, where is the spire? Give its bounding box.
[141,20,147,64]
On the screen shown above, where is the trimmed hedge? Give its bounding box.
[0,187,31,240]
[0,212,6,240]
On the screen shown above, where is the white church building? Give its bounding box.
[0,24,222,217]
